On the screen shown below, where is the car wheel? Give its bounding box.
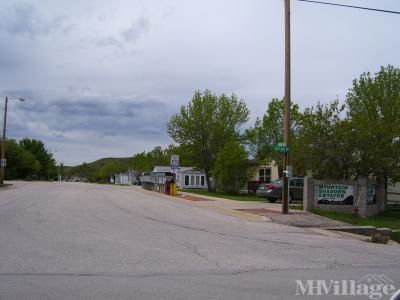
[267,198,277,203]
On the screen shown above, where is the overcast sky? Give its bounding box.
[1,0,399,166]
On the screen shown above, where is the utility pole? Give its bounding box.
[282,0,291,214]
[0,97,8,185]
[0,97,25,185]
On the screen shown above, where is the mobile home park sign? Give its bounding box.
[317,184,354,205]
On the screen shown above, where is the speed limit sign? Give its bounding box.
[170,155,179,170]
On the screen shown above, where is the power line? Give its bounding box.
[295,0,400,15]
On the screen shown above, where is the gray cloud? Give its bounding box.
[3,88,172,164]
[122,18,149,43]
[96,17,150,49]
[10,90,169,138]
[97,36,123,48]
[0,0,399,165]
[0,2,70,38]
[0,46,27,70]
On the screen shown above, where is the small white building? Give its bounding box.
[114,170,138,185]
[249,160,280,183]
[388,181,400,205]
[152,166,208,189]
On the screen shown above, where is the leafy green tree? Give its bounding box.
[346,65,400,183]
[130,146,168,173]
[213,139,249,194]
[295,100,354,179]
[98,162,125,182]
[1,139,41,179]
[245,65,400,184]
[130,152,151,173]
[148,146,169,168]
[167,90,249,191]
[2,139,21,179]
[163,144,193,167]
[19,138,56,179]
[18,150,41,178]
[130,145,193,173]
[245,98,302,172]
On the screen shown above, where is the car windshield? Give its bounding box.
[272,179,283,184]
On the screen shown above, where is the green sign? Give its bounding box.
[273,145,289,153]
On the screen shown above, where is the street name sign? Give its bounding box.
[273,144,289,153]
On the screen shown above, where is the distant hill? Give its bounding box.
[65,157,131,177]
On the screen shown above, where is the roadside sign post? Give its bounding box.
[285,165,292,178]
[170,155,179,173]
[170,155,179,195]
[273,141,290,213]
[283,0,291,215]
[283,165,293,203]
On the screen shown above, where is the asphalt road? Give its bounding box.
[1,182,399,300]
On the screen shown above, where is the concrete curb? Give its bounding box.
[324,226,394,238]
[0,184,14,190]
[309,228,399,244]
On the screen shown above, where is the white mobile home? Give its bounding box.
[114,170,138,185]
[152,166,209,189]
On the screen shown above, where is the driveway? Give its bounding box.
[1,181,399,299]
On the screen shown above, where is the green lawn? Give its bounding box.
[179,189,265,202]
[311,208,400,243]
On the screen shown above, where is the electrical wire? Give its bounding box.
[295,0,400,15]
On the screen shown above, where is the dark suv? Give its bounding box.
[256,177,304,203]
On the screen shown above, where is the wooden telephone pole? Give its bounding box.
[282,0,291,214]
[0,97,8,185]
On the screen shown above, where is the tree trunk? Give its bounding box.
[384,176,388,210]
[376,176,386,213]
[205,169,213,192]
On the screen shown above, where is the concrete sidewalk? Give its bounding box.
[135,187,349,228]
[133,187,385,244]
[135,187,276,222]
[236,208,349,228]
[179,191,349,227]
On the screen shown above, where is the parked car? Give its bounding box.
[256,177,304,203]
